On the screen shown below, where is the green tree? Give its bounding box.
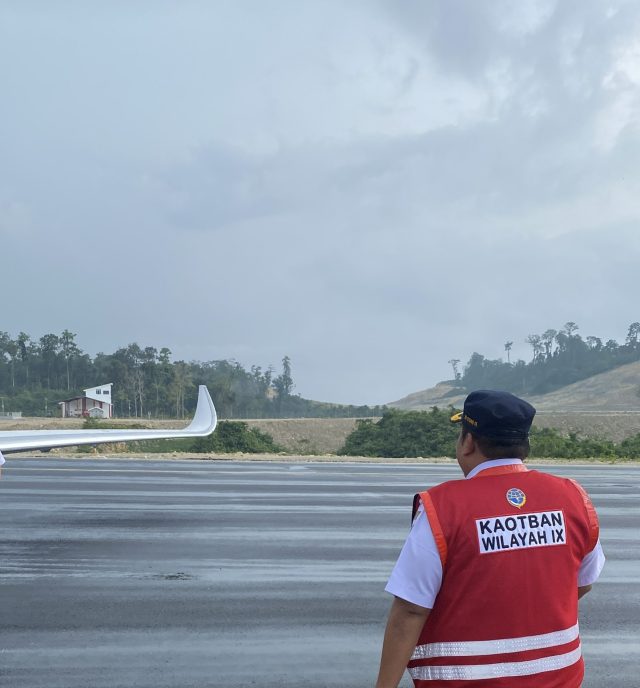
[60,329,80,390]
[171,361,194,418]
[16,332,33,386]
[626,322,640,349]
[563,321,579,337]
[525,334,542,362]
[273,355,294,415]
[585,336,602,351]
[39,333,60,389]
[541,330,557,359]
[3,335,18,388]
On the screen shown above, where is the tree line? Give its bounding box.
[451,321,640,395]
[338,408,640,459]
[0,330,385,419]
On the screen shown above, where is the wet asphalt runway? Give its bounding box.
[0,458,638,688]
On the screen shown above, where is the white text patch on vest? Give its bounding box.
[476,510,566,554]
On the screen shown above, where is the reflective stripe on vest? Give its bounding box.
[411,623,579,659]
[409,644,581,681]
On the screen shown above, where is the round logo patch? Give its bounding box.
[506,487,526,509]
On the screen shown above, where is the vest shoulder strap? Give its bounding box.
[568,479,600,552]
[414,490,448,569]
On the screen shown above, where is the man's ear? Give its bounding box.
[460,431,476,457]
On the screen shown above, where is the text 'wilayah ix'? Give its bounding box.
[476,510,566,554]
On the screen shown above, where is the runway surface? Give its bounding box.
[0,458,637,687]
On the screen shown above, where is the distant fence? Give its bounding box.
[0,412,22,419]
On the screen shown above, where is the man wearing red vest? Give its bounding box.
[376,390,604,688]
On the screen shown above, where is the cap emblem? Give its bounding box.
[506,487,526,509]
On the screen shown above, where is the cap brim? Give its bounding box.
[450,411,463,424]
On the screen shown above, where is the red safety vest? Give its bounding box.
[408,464,599,687]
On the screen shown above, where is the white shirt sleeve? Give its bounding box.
[578,538,605,587]
[384,508,443,609]
[0,450,4,466]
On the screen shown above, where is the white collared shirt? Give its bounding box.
[385,459,605,609]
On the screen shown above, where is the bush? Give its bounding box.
[529,427,616,459]
[339,407,640,459]
[614,433,640,459]
[339,408,458,458]
[191,421,282,453]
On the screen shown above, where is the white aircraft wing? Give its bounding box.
[0,385,217,453]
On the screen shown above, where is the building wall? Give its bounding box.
[84,384,113,404]
[59,396,113,418]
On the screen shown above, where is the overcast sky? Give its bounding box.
[3,1,640,405]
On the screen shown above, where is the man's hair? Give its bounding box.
[461,427,530,460]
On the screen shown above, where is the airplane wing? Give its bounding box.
[0,385,217,453]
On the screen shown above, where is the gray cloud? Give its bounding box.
[2,1,640,404]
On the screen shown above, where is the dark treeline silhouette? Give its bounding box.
[457,321,640,395]
[0,331,385,419]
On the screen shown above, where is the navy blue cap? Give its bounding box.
[450,390,536,441]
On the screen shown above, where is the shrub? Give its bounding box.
[529,427,616,459]
[339,408,640,459]
[191,421,282,453]
[339,408,458,458]
[615,433,640,459]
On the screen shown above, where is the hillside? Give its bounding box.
[389,381,466,410]
[527,360,640,411]
[388,360,640,442]
[391,360,640,412]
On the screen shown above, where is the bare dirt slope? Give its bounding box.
[528,360,640,411]
[532,412,640,442]
[390,381,466,410]
[245,418,367,454]
[391,361,640,413]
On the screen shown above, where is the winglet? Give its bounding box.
[185,385,218,435]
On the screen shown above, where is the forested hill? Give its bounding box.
[0,330,384,419]
[391,359,640,412]
[392,321,640,411]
